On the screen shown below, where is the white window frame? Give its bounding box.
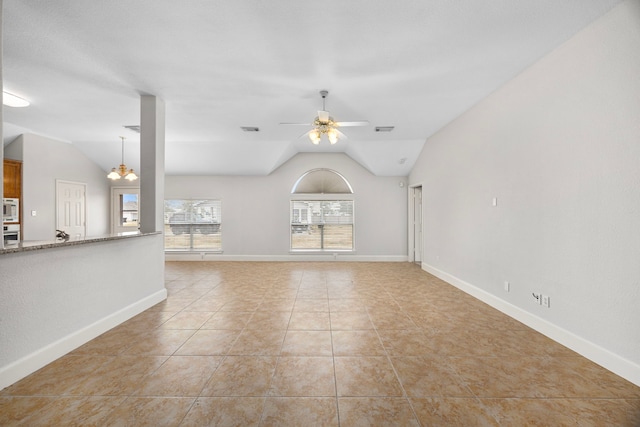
[164,199,222,252]
[290,196,355,252]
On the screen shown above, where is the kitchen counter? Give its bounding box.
[0,231,161,255]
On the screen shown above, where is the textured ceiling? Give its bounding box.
[2,0,621,176]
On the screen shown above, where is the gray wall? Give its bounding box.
[166,152,408,260]
[5,133,111,240]
[409,0,640,383]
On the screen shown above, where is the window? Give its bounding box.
[291,200,354,251]
[164,199,222,251]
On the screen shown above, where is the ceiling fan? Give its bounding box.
[280,90,369,145]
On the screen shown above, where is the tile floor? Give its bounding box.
[1,262,639,426]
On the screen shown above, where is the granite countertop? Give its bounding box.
[0,231,162,255]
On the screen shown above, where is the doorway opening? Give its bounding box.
[111,187,140,234]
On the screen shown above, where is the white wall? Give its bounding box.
[409,0,640,385]
[0,234,167,389]
[6,133,111,240]
[166,153,408,261]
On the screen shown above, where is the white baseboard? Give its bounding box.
[0,289,167,390]
[165,253,409,262]
[422,263,640,387]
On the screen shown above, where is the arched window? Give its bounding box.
[290,169,354,252]
[291,168,353,194]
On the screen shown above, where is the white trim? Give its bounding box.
[0,289,167,390]
[422,263,640,387]
[165,253,408,262]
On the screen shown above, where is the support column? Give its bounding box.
[1,0,5,249]
[139,95,165,234]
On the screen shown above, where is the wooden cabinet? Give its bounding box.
[3,159,22,198]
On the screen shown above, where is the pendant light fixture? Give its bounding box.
[107,136,138,181]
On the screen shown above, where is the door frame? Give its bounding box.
[55,179,87,238]
[111,186,140,234]
[408,183,423,265]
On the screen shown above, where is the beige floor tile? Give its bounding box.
[245,311,292,330]
[65,355,168,396]
[116,311,177,331]
[134,356,222,396]
[3,355,113,396]
[147,297,195,313]
[15,396,127,426]
[101,397,195,426]
[269,357,336,397]
[329,311,374,330]
[391,356,473,398]
[480,397,585,426]
[72,328,146,355]
[377,329,435,356]
[338,397,419,426]
[368,311,418,330]
[293,298,330,312]
[261,397,338,426]
[160,311,215,329]
[201,356,278,396]
[201,311,253,329]
[331,330,386,356]
[181,397,265,427]
[174,329,240,356]
[328,298,367,312]
[281,331,333,356]
[123,329,197,356]
[229,329,287,356]
[257,298,296,311]
[289,311,331,330]
[297,287,329,299]
[0,396,58,424]
[183,298,226,311]
[411,397,499,427]
[334,357,403,397]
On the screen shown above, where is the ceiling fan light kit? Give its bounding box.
[281,90,368,145]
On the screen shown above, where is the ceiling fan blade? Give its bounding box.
[318,110,330,122]
[280,122,313,126]
[335,120,369,127]
[335,129,348,140]
[298,129,313,139]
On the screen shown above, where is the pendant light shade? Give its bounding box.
[108,136,138,181]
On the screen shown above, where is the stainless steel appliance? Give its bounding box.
[3,198,19,223]
[3,224,20,244]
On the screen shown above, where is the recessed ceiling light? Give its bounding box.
[3,91,30,107]
[375,126,394,132]
[123,125,141,133]
[241,127,259,132]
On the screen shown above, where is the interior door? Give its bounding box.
[56,180,87,239]
[112,187,140,234]
[413,186,423,263]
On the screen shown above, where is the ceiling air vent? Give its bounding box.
[123,125,141,133]
[241,126,260,132]
[375,126,394,132]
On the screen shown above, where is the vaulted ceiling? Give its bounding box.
[2,0,621,176]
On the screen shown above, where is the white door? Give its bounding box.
[413,186,423,263]
[56,180,87,239]
[112,187,140,234]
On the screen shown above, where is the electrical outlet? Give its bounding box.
[541,294,550,308]
[504,281,510,292]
